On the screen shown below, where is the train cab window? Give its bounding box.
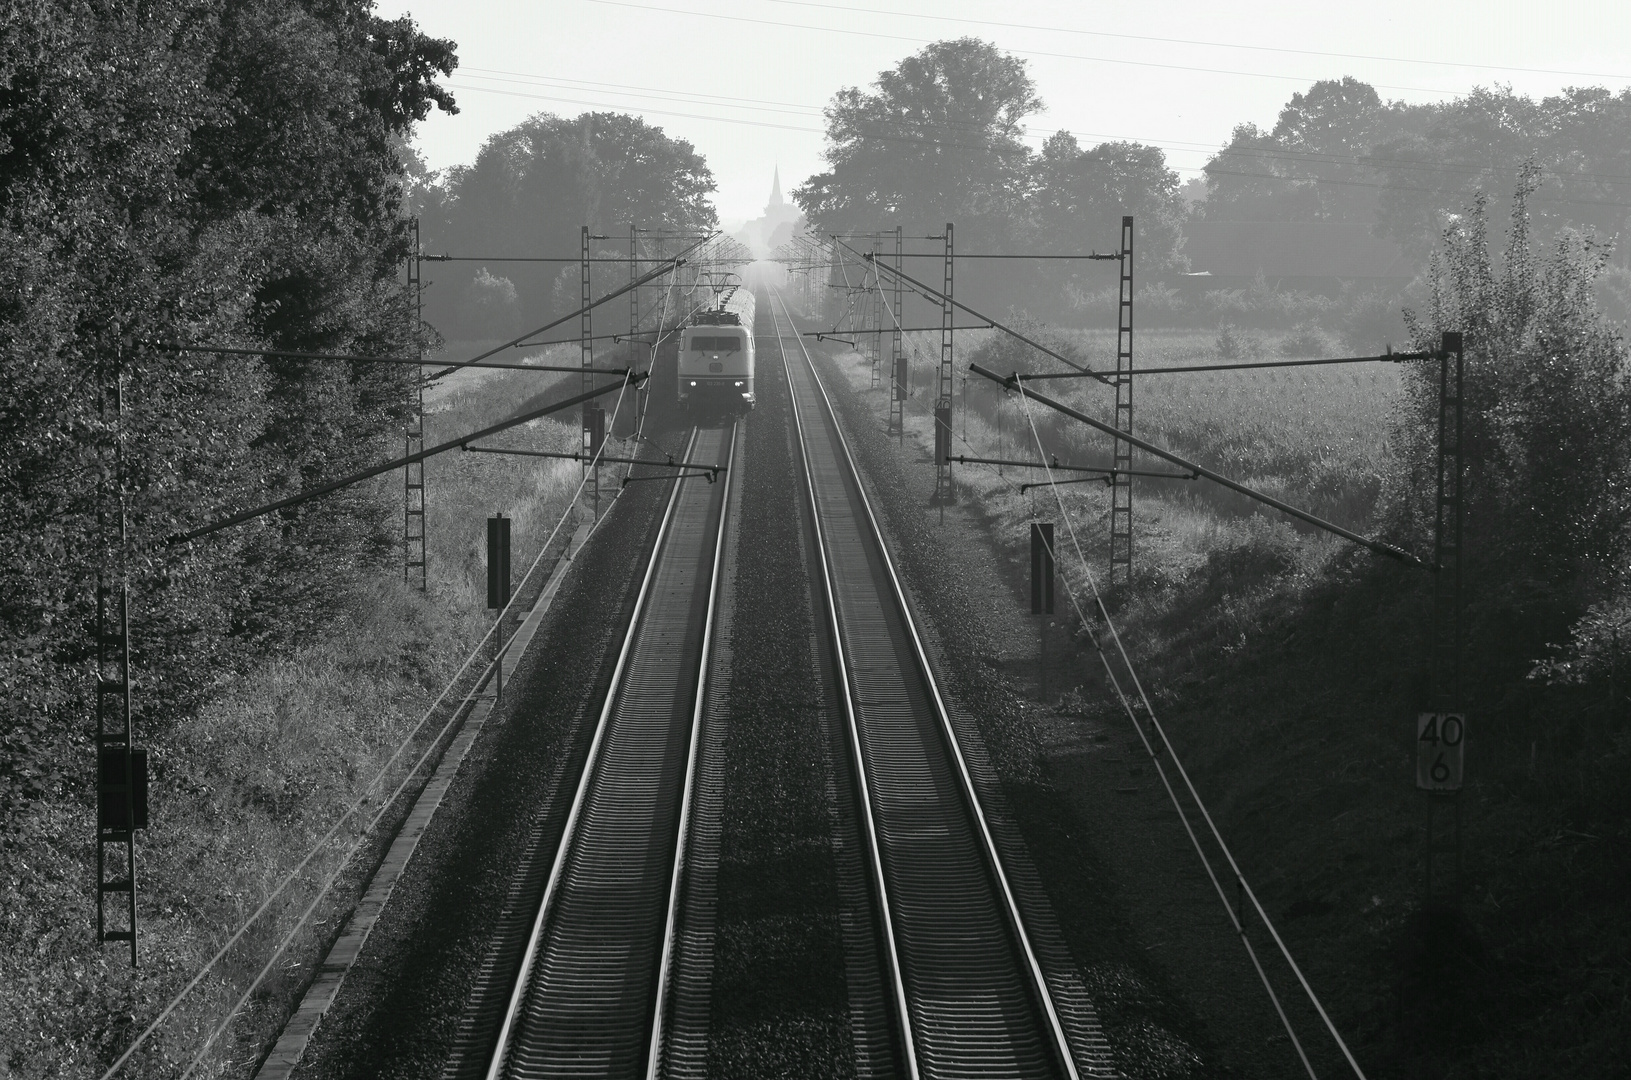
[689,335,741,353]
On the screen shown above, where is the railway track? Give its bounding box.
[477,423,739,1080]
[769,289,1086,1080]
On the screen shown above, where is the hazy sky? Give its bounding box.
[379,0,1631,227]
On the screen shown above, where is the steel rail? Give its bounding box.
[645,422,739,1079]
[771,296,921,1080]
[772,289,1082,1079]
[483,424,732,1080]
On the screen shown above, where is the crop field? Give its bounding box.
[848,326,1406,598]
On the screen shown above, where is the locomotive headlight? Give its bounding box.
[734,381,743,387]
[689,380,696,386]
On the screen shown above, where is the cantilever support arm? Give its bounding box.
[847,243,1113,386]
[621,470,721,487]
[463,445,725,473]
[969,363,1423,566]
[168,373,646,544]
[427,231,716,381]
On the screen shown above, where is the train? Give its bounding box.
[677,286,755,413]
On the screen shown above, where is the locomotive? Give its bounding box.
[677,286,755,414]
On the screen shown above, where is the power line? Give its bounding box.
[585,0,1467,97]
[757,0,1631,83]
[461,69,821,119]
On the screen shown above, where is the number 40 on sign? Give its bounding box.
[1417,712,1466,791]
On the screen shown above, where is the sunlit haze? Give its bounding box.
[378,0,1631,227]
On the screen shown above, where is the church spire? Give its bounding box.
[769,166,784,208]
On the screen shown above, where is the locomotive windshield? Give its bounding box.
[689,336,742,353]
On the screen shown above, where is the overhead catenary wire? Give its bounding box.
[1007,376,1369,1080]
[425,231,716,382]
[754,0,1631,83]
[849,242,1109,384]
[108,235,735,1076]
[97,376,644,1080]
[969,362,1422,564]
[584,0,1467,97]
[1016,349,1436,378]
[166,374,644,544]
[172,374,642,1079]
[155,341,636,374]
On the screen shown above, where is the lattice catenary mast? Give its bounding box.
[934,222,955,501]
[404,218,427,590]
[1109,216,1135,588]
[868,236,883,389]
[581,225,599,518]
[95,334,139,965]
[1426,330,1465,899]
[889,224,905,442]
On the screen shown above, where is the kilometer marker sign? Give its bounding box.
[1417,712,1465,791]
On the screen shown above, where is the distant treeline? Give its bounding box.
[411,112,721,341]
[790,40,1631,324]
[0,0,456,809]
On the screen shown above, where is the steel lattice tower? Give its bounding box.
[1109,216,1135,587]
[869,238,883,389]
[1426,330,1466,900]
[630,223,642,438]
[581,225,598,517]
[404,218,427,590]
[888,225,905,441]
[95,336,137,965]
[934,223,955,501]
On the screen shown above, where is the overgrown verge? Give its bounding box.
[0,353,601,1077]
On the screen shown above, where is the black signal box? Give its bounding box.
[487,515,511,610]
[98,747,148,831]
[583,406,607,457]
[934,405,953,466]
[1030,522,1055,615]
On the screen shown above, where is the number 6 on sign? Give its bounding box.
[1417,712,1466,791]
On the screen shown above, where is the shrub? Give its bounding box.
[1395,162,1631,589]
[466,267,519,336]
[1341,290,1409,352]
[1216,322,1264,360]
[1279,322,1333,357]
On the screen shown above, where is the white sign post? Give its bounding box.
[1417,712,1465,791]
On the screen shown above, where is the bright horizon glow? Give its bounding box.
[377,0,1631,226]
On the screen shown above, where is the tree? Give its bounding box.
[1203,77,1416,223]
[0,0,457,814]
[425,111,718,337]
[1029,132,1188,274]
[794,38,1040,247]
[1373,85,1631,264]
[1395,164,1631,585]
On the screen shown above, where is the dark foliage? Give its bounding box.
[794,38,1191,316]
[419,110,718,338]
[1393,166,1631,590]
[0,0,457,813]
[1203,77,1631,273]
